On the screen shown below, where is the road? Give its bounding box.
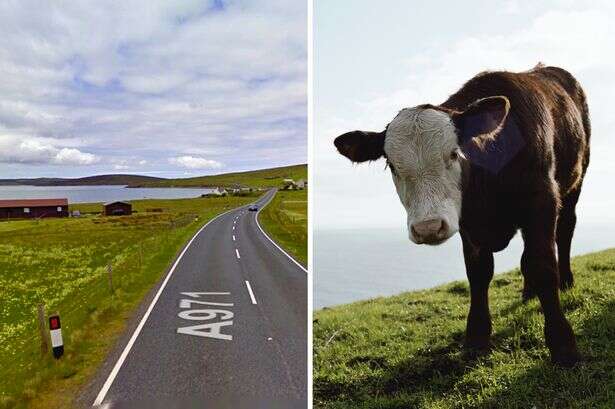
[89,189,307,408]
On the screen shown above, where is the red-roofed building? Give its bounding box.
[0,198,69,219]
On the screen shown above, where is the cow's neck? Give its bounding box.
[460,163,518,253]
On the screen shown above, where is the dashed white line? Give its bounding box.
[235,248,241,259]
[232,235,236,241]
[245,280,257,304]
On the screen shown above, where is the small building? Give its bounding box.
[202,187,228,197]
[0,198,69,219]
[282,178,297,190]
[103,201,132,216]
[296,179,307,189]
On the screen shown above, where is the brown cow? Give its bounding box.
[334,64,590,366]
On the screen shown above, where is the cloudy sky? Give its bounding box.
[315,0,615,230]
[0,0,306,178]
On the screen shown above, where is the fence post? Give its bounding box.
[107,263,114,294]
[138,243,143,271]
[37,303,48,355]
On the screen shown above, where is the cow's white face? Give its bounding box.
[384,108,462,245]
[334,95,510,246]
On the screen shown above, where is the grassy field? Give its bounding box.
[0,194,257,409]
[314,248,615,409]
[130,164,307,188]
[258,189,307,266]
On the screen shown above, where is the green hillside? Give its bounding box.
[129,164,307,188]
[314,249,615,408]
[0,164,306,189]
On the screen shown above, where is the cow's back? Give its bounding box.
[530,66,590,196]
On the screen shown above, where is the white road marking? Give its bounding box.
[245,280,257,304]
[179,299,234,308]
[177,292,234,340]
[232,235,236,241]
[92,207,239,406]
[235,248,240,259]
[232,225,235,230]
[255,190,308,273]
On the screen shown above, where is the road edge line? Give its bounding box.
[92,205,242,406]
[255,189,308,273]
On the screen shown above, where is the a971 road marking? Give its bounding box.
[177,292,233,340]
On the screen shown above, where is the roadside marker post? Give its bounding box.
[48,315,64,359]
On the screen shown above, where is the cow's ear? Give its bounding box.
[452,96,510,145]
[334,130,386,163]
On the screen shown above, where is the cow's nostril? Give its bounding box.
[438,219,449,237]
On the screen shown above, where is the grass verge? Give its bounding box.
[258,189,307,266]
[314,248,615,408]
[0,194,257,409]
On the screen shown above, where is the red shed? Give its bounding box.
[0,198,69,219]
[103,201,132,216]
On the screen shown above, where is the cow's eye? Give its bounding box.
[450,150,459,161]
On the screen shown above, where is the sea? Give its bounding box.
[0,185,214,204]
[314,222,615,309]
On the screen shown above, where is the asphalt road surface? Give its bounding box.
[89,189,307,408]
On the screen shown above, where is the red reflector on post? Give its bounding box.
[48,314,64,359]
[49,316,61,330]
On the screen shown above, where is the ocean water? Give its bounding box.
[314,222,615,309]
[0,185,214,204]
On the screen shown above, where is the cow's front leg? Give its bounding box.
[461,233,494,350]
[521,205,580,367]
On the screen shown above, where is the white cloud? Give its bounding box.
[169,155,223,169]
[0,135,99,165]
[52,148,98,165]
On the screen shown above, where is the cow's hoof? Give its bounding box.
[550,347,582,368]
